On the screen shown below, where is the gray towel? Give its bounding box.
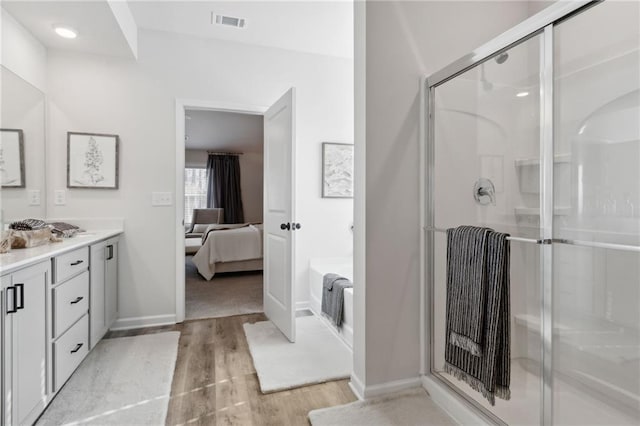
[321,273,352,327]
[444,226,510,406]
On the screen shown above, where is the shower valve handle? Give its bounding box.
[473,178,496,206]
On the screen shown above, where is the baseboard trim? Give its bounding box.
[361,376,422,399]
[422,375,490,426]
[295,301,310,311]
[349,373,365,400]
[110,314,177,331]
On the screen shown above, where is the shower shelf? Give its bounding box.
[514,314,626,338]
[515,314,573,335]
[515,153,572,167]
[515,206,572,216]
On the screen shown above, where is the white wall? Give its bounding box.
[46,29,353,324]
[352,0,367,395]
[361,1,535,388]
[0,8,47,92]
[184,149,264,223]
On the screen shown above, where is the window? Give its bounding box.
[184,168,208,226]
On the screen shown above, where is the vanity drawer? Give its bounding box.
[53,271,89,338]
[54,247,89,283]
[54,314,89,391]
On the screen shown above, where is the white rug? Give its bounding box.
[37,332,180,426]
[308,388,457,426]
[243,315,352,393]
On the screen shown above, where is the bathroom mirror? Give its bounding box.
[0,65,47,224]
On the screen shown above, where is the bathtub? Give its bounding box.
[309,257,353,349]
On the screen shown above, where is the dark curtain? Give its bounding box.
[206,154,245,223]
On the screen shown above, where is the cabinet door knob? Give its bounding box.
[70,343,84,354]
[70,260,84,266]
[70,296,84,305]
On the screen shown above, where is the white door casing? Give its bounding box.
[263,88,296,342]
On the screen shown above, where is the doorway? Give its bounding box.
[175,100,267,323]
[182,108,265,320]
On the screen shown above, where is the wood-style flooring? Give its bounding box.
[106,313,357,426]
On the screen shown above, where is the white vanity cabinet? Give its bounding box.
[89,237,119,349]
[0,230,121,426]
[50,246,90,392]
[2,261,50,426]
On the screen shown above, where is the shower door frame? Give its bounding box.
[421,2,598,425]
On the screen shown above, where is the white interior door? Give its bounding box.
[263,88,296,342]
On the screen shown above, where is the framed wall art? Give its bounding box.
[322,142,354,198]
[0,129,25,188]
[67,132,119,189]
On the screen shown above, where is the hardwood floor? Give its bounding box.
[106,314,357,425]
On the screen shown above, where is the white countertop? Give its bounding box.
[0,230,123,275]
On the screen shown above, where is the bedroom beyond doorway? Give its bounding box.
[182,108,265,320]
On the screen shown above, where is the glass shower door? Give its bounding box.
[430,32,544,425]
[552,2,640,425]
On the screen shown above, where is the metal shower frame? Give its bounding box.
[420,1,605,425]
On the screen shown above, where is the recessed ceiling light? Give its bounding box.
[516,91,529,97]
[54,25,78,39]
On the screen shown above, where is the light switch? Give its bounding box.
[54,190,66,206]
[28,190,41,206]
[152,192,173,206]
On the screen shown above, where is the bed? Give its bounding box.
[190,223,263,280]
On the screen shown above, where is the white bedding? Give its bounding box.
[192,224,263,280]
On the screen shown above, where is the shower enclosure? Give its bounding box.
[423,2,639,425]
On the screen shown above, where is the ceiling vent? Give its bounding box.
[213,14,246,28]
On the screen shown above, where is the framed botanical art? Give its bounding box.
[0,129,25,188]
[322,142,354,198]
[67,132,119,189]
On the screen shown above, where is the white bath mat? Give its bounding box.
[244,315,352,393]
[308,388,456,426]
[37,332,180,425]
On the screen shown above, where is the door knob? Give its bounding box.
[280,223,290,231]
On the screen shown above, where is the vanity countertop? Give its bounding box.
[0,229,123,275]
